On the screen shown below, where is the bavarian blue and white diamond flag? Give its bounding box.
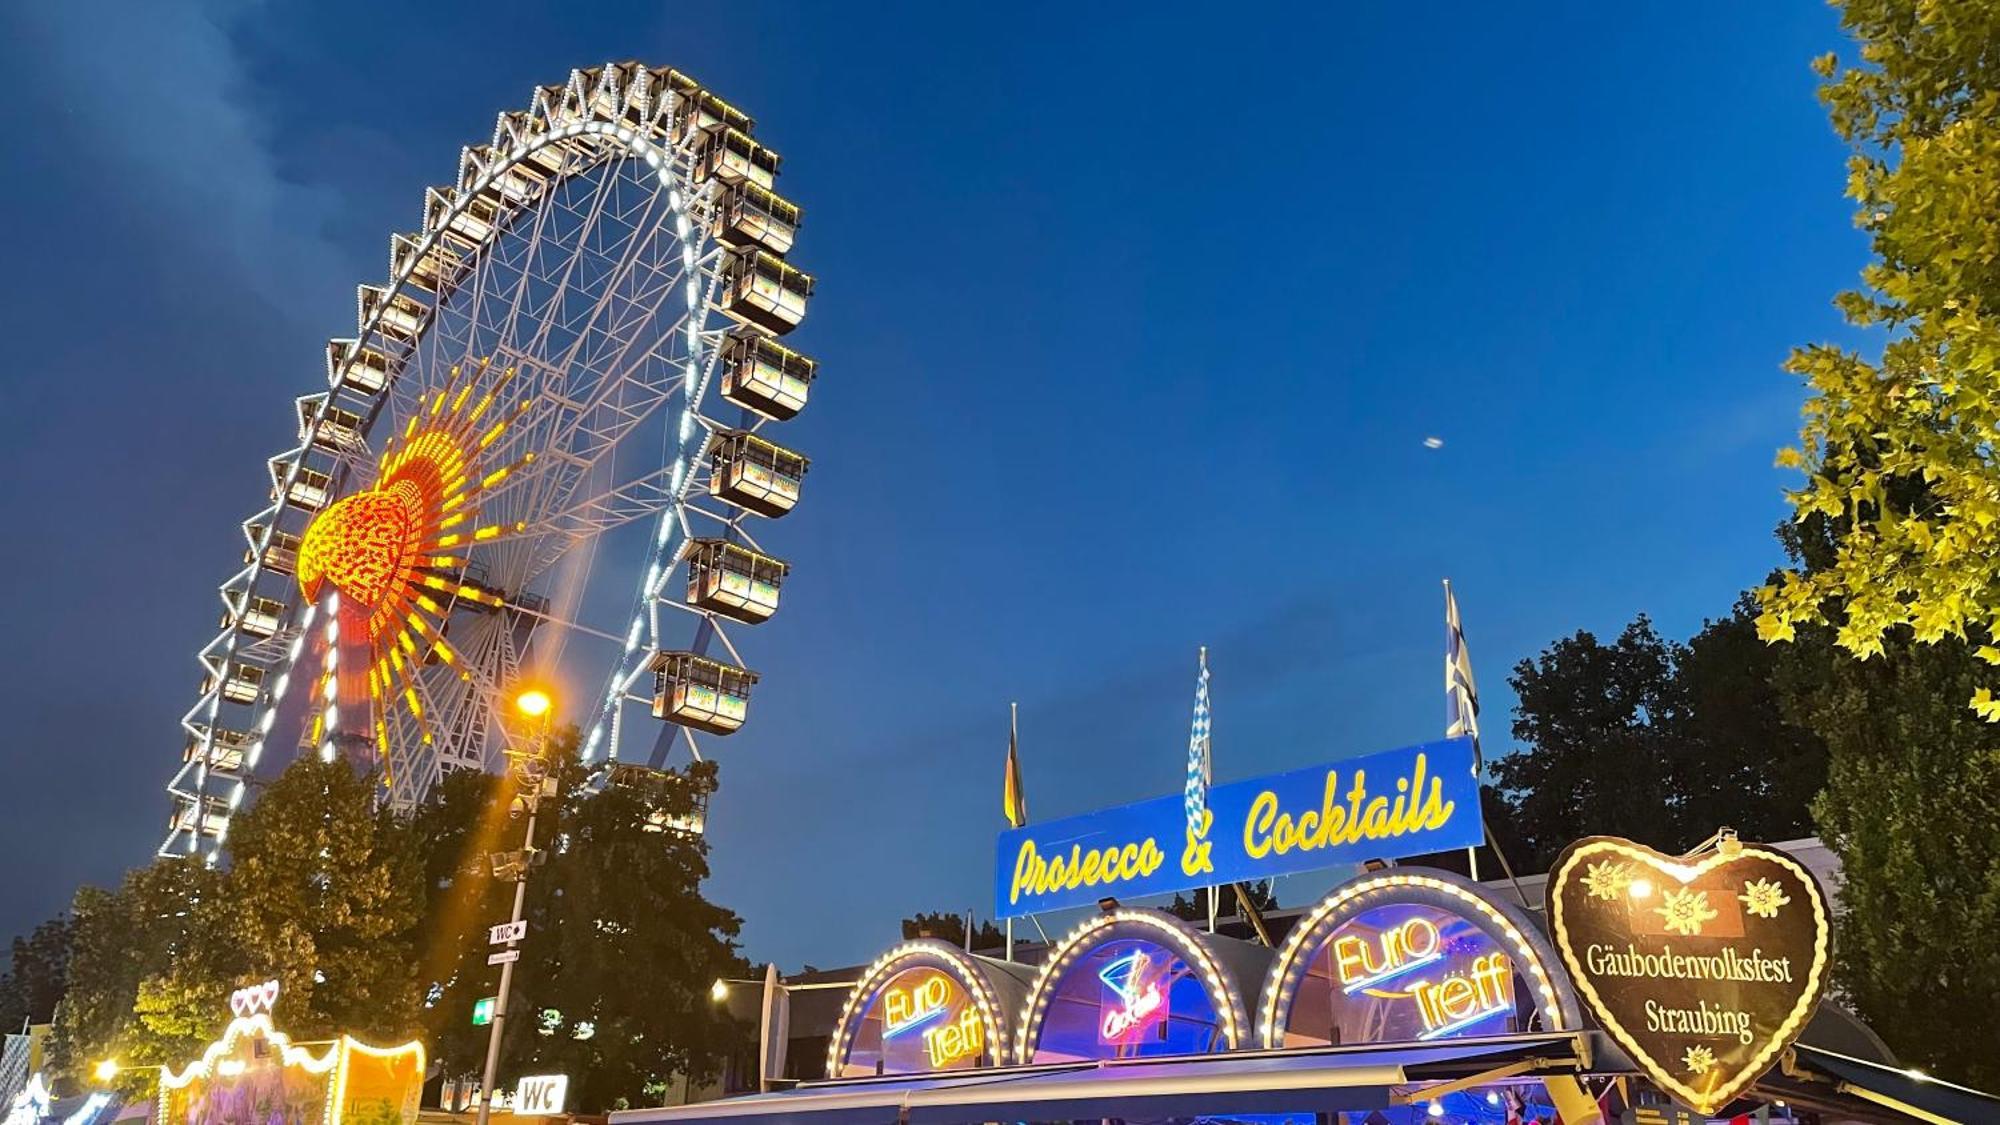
[1183,647,1211,832]
[1445,580,1481,752]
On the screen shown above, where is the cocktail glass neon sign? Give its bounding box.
[1097,949,1170,1043]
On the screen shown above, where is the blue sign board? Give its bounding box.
[995,736,1483,919]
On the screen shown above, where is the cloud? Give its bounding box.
[7,0,351,328]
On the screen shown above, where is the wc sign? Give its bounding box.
[512,1074,568,1115]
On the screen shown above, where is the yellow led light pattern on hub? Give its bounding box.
[297,360,533,757]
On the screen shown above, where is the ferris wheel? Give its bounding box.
[161,62,820,860]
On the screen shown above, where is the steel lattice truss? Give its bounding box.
[162,63,817,859]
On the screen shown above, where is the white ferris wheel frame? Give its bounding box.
[161,63,809,861]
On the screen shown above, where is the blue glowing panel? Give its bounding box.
[1282,903,1524,1046]
[997,737,1482,919]
[838,967,987,1077]
[1028,939,1225,1063]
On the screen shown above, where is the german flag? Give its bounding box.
[1002,702,1027,828]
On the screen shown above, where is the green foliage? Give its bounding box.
[48,759,426,1084]
[0,916,74,1029]
[520,758,748,1110]
[1163,881,1276,924]
[408,767,512,1082]
[897,913,1004,952]
[50,857,232,1087]
[1768,510,2000,1089]
[226,758,427,1043]
[1492,607,1825,870]
[1761,0,2000,719]
[407,744,749,1112]
[47,747,748,1111]
[1776,630,2000,1090]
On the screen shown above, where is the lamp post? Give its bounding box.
[474,687,556,1125]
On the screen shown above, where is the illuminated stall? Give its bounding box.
[824,940,1033,1077]
[1015,909,1268,1064]
[157,983,424,1125]
[610,733,2000,1125]
[1259,869,1579,1048]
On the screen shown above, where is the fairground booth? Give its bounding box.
[615,736,2000,1124]
[153,981,424,1125]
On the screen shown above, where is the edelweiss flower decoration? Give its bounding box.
[1654,887,1720,937]
[1581,859,1634,900]
[1738,878,1791,919]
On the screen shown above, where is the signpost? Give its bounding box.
[511,1075,568,1116]
[1547,833,1830,1117]
[487,950,521,966]
[489,921,527,945]
[471,997,496,1026]
[995,736,1482,918]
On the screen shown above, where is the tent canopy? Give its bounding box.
[610,1033,1587,1125]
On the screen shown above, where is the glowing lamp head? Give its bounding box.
[93,1061,119,1083]
[515,689,553,718]
[710,979,730,1004]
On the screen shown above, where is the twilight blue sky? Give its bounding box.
[0,1,1865,970]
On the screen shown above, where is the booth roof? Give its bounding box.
[609,1033,1588,1125]
[1787,1044,2000,1124]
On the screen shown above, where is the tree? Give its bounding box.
[1758,0,2000,721]
[517,756,749,1110]
[1766,508,2000,1089]
[0,916,74,1030]
[1491,610,1825,870]
[1775,627,2000,1089]
[1164,881,1276,924]
[408,766,513,1083]
[418,743,750,1112]
[222,756,427,1043]
[897,913,1004,953]
[49,757,426,1086]
[49,857,232,1085]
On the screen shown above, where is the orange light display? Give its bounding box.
[297,359,534,758]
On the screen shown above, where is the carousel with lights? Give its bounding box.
[138,982,423,1125]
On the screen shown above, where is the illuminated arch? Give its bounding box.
[159,1011,425,1125]
[1016,909,1259,1064]
[825,940,1024,1077]
[1257,868,1579,1048]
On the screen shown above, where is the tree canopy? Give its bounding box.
[1758,0,2000,719]
[897,913,1004,954]
[1490,605,1825,870]
[38,746,747,1111]
[0,916,73,1030]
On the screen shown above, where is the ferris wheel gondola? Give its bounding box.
[162,63,820,859]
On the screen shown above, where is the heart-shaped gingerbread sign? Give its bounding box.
[1548,836,1829,1116]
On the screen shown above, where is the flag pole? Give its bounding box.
[1006,702,1018,962]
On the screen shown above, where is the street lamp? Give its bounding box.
[474,686,560,1125]
[515,689,552,719]
[93,1061,166,1085]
